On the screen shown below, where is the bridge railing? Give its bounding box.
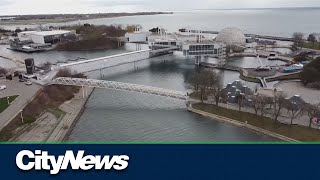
[51,77,188,100]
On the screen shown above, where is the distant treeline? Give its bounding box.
[6,12,172,21]
[0,28,11,33]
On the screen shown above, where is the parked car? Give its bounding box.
[25,81,32,86]
[0,85,6,90]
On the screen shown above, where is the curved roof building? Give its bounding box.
[215,27,246,51]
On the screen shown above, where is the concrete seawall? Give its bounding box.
[62,88,95,141]
[188,107,300,142]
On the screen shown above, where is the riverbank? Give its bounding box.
[11,87,94,142]
[188,106,299,142]
[46,87,94,142]
[190,103,320,142]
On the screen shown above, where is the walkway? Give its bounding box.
[258,77,268,88]
[12,87,93,142]
[58,49,151,73]
[51,77,188,100]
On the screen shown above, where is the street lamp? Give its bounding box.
[7,97,10,105]
[20,110,24,124]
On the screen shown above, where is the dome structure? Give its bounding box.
[215,27,246,52]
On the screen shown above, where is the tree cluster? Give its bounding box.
[301,57,320,88]
[191,69,222,104]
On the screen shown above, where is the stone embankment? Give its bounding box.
[188,107,300,142]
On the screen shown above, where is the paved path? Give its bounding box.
[12,87,93,142]
[13,113,59,142]
[188,107,299,142]
[47,87,94,142]
[275,81,320,105]
[0,77,40,131]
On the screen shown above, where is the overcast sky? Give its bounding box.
[0,0,319,15]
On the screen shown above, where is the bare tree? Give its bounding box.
[251,95,260,115]
[307,33,317,47]
[236,93,246,111]
[302,103,320,128]
[259,96,272,117]
[273,90,287,123]
[191,69,215,103]
[293,32,304,49]
[209,72,222,106]
[251,94,270,116]
[285,101,304,125]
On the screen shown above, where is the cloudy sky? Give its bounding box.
[0,0,319,15]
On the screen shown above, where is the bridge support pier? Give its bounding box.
[135,43,142,51]
[81,86,88,99]
[195,56,201,65]
[100,69,104,78]
[82,86,85,99]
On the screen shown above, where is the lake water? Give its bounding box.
[68,54,276,142]
[2,9,308,141]
[2,8,320,37]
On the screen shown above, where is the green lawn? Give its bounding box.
[303,42,320,50]
[0,95,19,113]
[193,103,320,142]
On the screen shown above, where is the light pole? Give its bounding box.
[20,110,24,123]
[7,96,10,105]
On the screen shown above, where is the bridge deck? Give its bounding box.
[51,77,188,100]
[58,49,151,73]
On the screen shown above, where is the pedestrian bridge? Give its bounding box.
[58,49,151,73]
[51,77,188,100]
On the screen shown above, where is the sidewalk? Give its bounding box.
[188,107,299,142]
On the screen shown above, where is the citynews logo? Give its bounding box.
[16,150,129,175]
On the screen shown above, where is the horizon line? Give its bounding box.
[195,6,320,11]
[0,6,319,16]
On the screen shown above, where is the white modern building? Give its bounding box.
[182,42,226,58]
[125,25,150,43]
[18,30,72,44]
[125,32,150,43]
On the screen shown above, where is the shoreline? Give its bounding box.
[187,107,300,142]
[0,12,173,28]
[46,87,95,142]
[63,88,95,141]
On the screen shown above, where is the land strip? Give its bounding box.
[191,103,320,142]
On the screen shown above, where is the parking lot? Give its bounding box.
[0,77,41,130]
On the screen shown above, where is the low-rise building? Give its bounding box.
[18,30,72,44]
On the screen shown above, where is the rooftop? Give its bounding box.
[19,30,71,36]
[32,30,71,36]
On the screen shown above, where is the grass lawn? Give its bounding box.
[0,95,19,113]
[303,42,320,50]
[193,103,320,142]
